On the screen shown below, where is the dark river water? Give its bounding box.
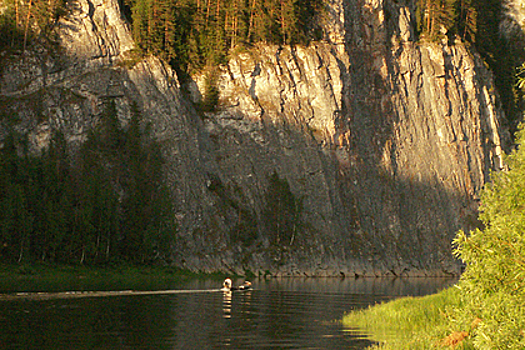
[0,277,456,350]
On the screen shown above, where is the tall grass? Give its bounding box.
[342,287,475,349]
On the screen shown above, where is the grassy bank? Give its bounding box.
[343,287,475,349]
[0,263,224,293]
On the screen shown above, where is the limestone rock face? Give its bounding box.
[58,0,134,67]
[185,0,506,276]
[0,0,508,276]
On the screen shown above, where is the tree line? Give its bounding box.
[122,0,325,70]
[415,0,475,41]
[415,0,523,130]
[0,0,516,112]
[414,0,501,44]
[0,102,175,265]
[0,0,68,51]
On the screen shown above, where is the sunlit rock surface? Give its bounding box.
[0,0,509,276]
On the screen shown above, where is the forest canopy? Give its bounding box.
[0,0,519,92]
[121,0,325,71]
[0,0,68,50]
[0,102,175,265]
[3,0,518,122]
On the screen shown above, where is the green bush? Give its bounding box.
[343,125,525,349]
[453,125,525,349]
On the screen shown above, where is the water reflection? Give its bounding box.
[0,277,456,350]
[223,291,232,318]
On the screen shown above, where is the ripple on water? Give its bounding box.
[0,277,456,350]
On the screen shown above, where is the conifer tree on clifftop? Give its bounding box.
[124,0,324,70]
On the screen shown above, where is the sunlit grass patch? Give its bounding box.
[342,287,475,350]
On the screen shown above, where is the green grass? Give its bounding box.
[0,263,225,293]
[342,287,475,349]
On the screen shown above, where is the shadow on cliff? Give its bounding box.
[323,0,488,274]
[197,105,482,275]
[0,0,496,275]
[193,1,498,275]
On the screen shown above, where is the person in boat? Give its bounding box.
[222,278,252,291]
[222,278,233,291]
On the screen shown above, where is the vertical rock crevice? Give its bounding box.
[0,0,510,276]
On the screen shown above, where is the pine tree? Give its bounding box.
[0,0,67,50]
[0,132,21,262]
[127,0,324,71]
[263,171,303,246]
[455,0,477,42]
[415,0,456,40]
[39,130,71,261]
[132,0,151,52]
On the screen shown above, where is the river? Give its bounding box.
[0,277,456,349]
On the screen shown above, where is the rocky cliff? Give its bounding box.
[0,0,508,276]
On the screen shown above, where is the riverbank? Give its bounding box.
[0,263,228,293]
[342,287,475,349]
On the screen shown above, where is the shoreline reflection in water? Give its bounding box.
[0,277,456,350]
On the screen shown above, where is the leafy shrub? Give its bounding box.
[453,125,525,349]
